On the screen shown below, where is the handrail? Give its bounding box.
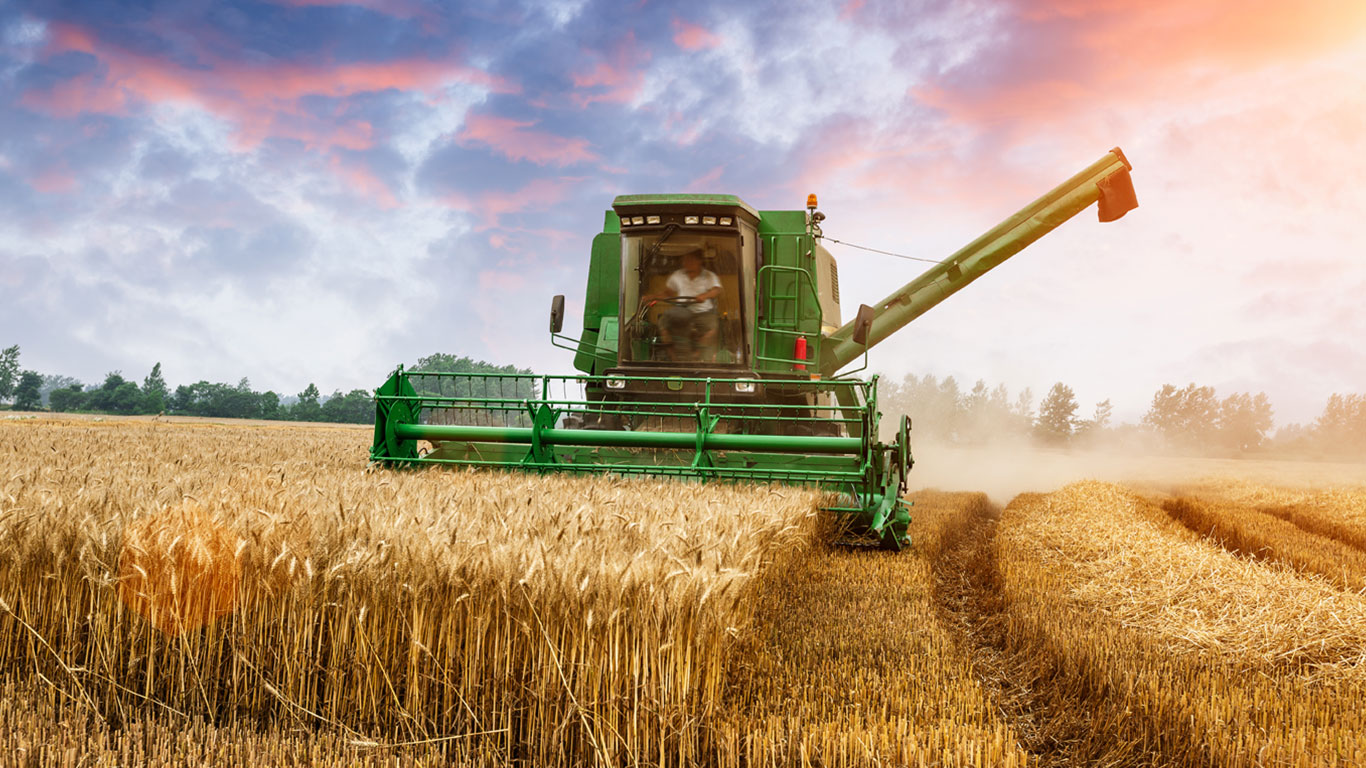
[755,263,822,369]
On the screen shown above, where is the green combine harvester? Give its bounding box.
[371,148,1137,549]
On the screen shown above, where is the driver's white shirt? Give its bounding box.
[666,268,721,313]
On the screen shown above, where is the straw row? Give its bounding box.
[711,490,1033,768]
[1162,495,1366,592]
[996,481,1366,766]
[1188,480,1366,550]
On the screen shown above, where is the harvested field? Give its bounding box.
[1162,495,1366,591]
[5,418,1366,767]
[994,481,1366,766]
[715,491,1031,767]
[1179,479,1366,553]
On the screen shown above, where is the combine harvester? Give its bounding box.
[371,149,1137,549]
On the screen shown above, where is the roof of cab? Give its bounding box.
[612,193,760,220]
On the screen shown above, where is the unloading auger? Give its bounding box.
[371,148,1138,549]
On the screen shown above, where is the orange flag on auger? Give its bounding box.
[1097,149,1138,222]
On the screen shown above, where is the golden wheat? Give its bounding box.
[1,676,461,767]
[0,418,820,766]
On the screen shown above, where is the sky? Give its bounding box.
[1,0,1364,425]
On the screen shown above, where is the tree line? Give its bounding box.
[3,343,1363,456]
[879,373,1364,458]
[0,346,529,425]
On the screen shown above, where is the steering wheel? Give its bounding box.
[624,296,704,339]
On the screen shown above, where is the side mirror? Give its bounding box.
[852,304,875,346]
[549,294,565,334]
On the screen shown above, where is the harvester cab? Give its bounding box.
[372,149,1139,550]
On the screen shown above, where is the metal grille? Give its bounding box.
[398,372,866,436]
[373,370,881,487]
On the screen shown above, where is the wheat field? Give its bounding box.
[3,416,1366,766]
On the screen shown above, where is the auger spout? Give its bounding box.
[819,148,1137,376]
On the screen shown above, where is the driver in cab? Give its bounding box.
[643,249,721,361]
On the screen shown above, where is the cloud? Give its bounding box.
[915,0,1366,131]
[685,164,725,191]
[4,0,1366,427]
[327,153,399,208]
[672,18,720,51]
[22,20,514,152]
[267,0,434,21]
[456,113,598,166]
[443,176,578,229]
[28,165,78,194]
[570,31,649,107]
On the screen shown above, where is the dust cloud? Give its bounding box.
[907,438,1366,505]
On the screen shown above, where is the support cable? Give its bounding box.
[820,236,941,265]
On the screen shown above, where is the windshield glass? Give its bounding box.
[621,230,743,365]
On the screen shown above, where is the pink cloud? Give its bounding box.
[839,0,865,21]
[443,177,577,229]
[269,0,430,19]
[456,113,598,166]
[571,62,642,107]
[685,164,725,192]
[25,21,516,153]
[21,72,128,117]
[918,0,1366,130]
[329,154,399,209]
[49,23,97,54]
[797,0,1366,212]
[786,120,1040,211]
[672,18,721,51]
[29,168,78,194]
[570,32,649,107]
[483,226,580,254]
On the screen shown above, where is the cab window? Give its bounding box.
[621,230,743,364]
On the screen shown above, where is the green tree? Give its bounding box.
[170,384,195,413]
[409,354,535,401]
[320,389,372,424]
[110,382,144,413]
[294,383,322,421]
[166,380,271,419]
[88,372,129,412]
[13,371,43,411]
[410,354,532,375]
[48,383,86,413]
[39,375,81,407]
[0,345,19,402]
[143,363,169,414]
[1035,382,1079,443]
[259,391,282,420]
